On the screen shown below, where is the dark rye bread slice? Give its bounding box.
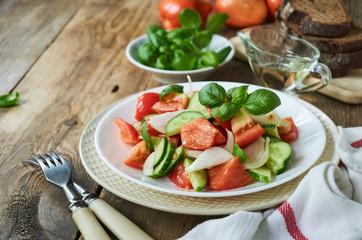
[281,22,362,53]
[319,49,362,70]
[278,0,352,37]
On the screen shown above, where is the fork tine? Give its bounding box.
[53,150,67,164]
[39,154,55,168]
[23,158,39,166]
[45,152,61,166]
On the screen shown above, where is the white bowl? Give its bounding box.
[125,34,235,84]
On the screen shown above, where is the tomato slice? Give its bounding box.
[168,162,193,189]
[234,124,265,148]
[114,117,141,145]
[278,117,298,143]
[134,92,160,121]
[180,118,226,150]
[151,92,189,114]
[208,156,253,190]
[124,140,151,169]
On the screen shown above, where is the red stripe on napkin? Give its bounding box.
[351,138,362,148]
[278,201,308,240]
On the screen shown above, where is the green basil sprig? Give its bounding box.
[0,92,19,107]
[159,85,184,100]
[199,83,281,121]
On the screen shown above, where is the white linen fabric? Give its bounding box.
[180,127,362,240]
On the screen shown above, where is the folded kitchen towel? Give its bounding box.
[180,127,362,240]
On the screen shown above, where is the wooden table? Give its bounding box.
[1,0,361,239]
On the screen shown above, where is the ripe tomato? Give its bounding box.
[151,92,189,114]
[114,117,141,145]
[134,92,160,121]
[168,162,193,189]
[180,118,226,150]
[278,117,298,143]
[234,123,265,148]
[158,0,213,30]
[208,156,253,190]
[265,0,282,20]
[215,0,268,29]
[124,140,151,169]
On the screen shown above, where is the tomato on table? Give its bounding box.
[114,117,141,145]
[151,92,189,114]
[134,92,160,121]
[124,140,151,169]
[168,162,193,189]
[278,117,298,143]
[234,123,265,148]
[180,118,226,150]
[208,156,253,190]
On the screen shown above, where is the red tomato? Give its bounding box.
[265,0,282,21]
[215,0,268,29]
[168,162,193,189]
[234,124,265,148]
[180,118,226,150]
[151,92,189,114]
[208,156,253,190]
[278,117,298,143]
[158,0,213,30]
[114,117,141,145]
[124,140,151,169]
[207,107,232,131]
[134,92,160,121]
[168,135,180,147]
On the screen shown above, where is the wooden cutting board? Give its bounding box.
[230,36,362,104]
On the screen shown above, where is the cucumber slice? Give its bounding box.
[183,158,208,192]
[153,137,168,168]
[248,166,273,183]
[164,146,185,175]
[143,152,156,176]
[151,136,163,149]
[187,91,212,119]
[140,122,153,151]
[262,124,281,139]
[266,141,292,175]
[165,111,205,137]
[152,142,176,177]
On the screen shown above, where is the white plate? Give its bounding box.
[94,82,326,197]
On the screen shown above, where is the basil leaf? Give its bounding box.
[199,83,226,107]
[217,46,232,62]
[191,30,212,49]
[159,85,184,100]
[179,9,201,29]
[199,50,220,68]
[146,25,163,35]
[227,85,249,107]
[0,92,19,107]
[155,55,170,70]
[206,13,229,34]
[242,89,281,115]
[171,52,197,70]
[233,143,248,163]
[212,102,239,122]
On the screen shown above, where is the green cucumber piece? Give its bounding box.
[248,166,273,183]
[151,136,163,149]
[165,111,205,137]
[140,122,153,152]
[187,91,212,119]
[152,142,176,177]
[164,146,185,175]
[153,137,168,168]
[183,158,207,192]
[266,141,292,175]
[262,124,280,139]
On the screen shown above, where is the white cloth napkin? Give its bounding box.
[180,127,362,240]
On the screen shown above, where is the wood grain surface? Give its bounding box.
[0,0,361,239]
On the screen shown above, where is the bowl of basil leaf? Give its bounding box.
[125,9,235,84]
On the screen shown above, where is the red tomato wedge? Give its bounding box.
[168,162,193,189]
[206,107,232,131]
[208,156,253,190]
[124,140,151,169]
[134,92,160,121]
[180,118,226,150]
[278,117,298,143]
[114,117,141,145]
[151,92,189,114]
[234,124,265,148]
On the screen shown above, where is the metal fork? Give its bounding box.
[25,152,110,240]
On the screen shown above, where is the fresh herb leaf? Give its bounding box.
[155,55,170,70]
[191,30,212,49]
[0,92,19,107]
[212,102,239,122]
[217,46,232,62]
[233,143,248,163]
[227,85,249,107]
[137,43,158,66]
[159,85,184,100]
[171,52,197,70]
[199,50,220,68]
[178,9,202,29]
[242,89,281,115]
[146,25,163,35]
[199,83,226,107]
[206,13,229,34]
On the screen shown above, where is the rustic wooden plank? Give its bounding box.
[0,0,84,95]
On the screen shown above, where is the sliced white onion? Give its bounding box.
[187,75,193,98]
[143,152,155,176]
[222,129,234,153]
[184,148,203,159]
[149,110,185,134]
[244,137,270,169]
[185,147,233,173]
[248,111,287,127]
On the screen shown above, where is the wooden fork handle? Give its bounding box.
[88,198,153,240]
[72,207,110,240]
